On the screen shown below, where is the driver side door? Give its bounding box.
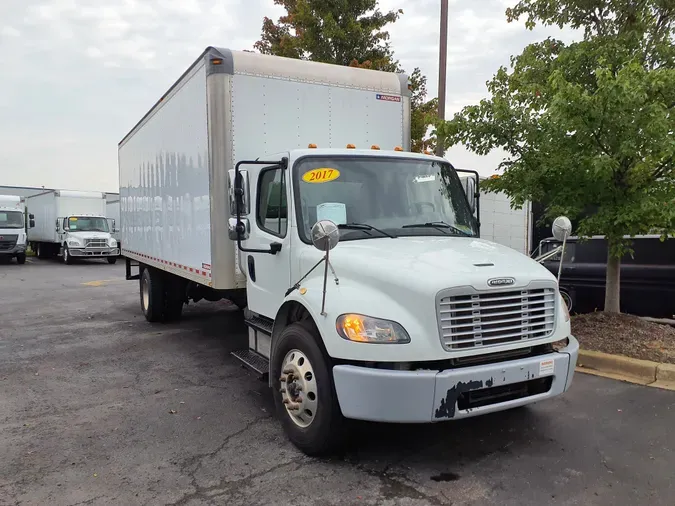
[242,164,292,318]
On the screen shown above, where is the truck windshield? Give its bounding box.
[0,211,24,229]
[293,156,478,242]
[67,217,109,232]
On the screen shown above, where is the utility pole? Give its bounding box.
[435,0,448,157]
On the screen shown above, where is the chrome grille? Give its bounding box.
[85,239,107,248]
[0,235,18,251]
[437,285,557,350]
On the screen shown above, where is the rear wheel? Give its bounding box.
[36,243,46,259]
[162,275,185,322]
[16,254,26,265]
[271,322,345,456]
[140,268,165,322]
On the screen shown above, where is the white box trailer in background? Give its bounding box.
[119,47,577,456]
[458,175,532,255]
[27,190,119,264]
[0,195,34,264]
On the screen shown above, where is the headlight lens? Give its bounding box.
[110,239,117,246]
[68,240,81,247]
[336,314,410,344]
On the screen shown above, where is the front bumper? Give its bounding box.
[69,247,119,257]
[0,244,26,256]
[333,335,579,423]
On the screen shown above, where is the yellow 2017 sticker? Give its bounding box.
[69,217,78,221]
[302,168,340,184]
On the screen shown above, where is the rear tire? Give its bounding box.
[36,243,46,259]
[107,257,117,265]
[16,254,26,265]
[271,322,345,456]
[140,268,165,322]
[162,275,185,322]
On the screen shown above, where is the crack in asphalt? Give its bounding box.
[168,416,273,506]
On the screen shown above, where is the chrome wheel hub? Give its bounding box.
[279,349,318,428]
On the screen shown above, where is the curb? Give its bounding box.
[577,350,675,391]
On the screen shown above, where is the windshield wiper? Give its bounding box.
[402,221,472,237]
[338,223,397,238]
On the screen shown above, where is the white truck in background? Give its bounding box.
[27,190,119,264]
[119,47,578,456]
[0,195,34,264]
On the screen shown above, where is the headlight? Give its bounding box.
[17,234,26,244]
[336,314,410,344]
[560,293,570,322]
[68,240,82,247]
[109,239,117,246]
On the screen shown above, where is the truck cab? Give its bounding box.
[228,146,578,454]
[0,195,34,264]
[57,214,119,264]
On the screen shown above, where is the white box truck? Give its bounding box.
[27,190,119,264]
[119,47,578,456]
[0,195,34,264]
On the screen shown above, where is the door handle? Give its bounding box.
[247,255,256,282]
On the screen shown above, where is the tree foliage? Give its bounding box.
[255,0,437,151]
[435,0,675,312]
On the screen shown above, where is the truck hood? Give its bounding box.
[326,236,556,293]
[67,231,111,240]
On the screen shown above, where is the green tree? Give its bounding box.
[435,0,675,313]
[255,0,436,151]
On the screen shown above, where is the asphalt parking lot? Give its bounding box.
[1,259,675,506]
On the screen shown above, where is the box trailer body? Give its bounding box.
[0,195,33,264]
[119,47,578,456]
[119,47,409,290]
[27,190,119,263]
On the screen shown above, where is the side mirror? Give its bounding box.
[29,213,35,220]
[552,216,572,241]
[111,219,117,233]
[228,168,250,216]
[311,220,340,251]
[463,177,477,214]
[29,219,35,228]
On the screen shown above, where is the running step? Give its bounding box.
[245,315,274,335]
[231,349,269,377]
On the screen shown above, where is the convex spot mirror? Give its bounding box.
[311,220,340,251]
[552,216,572,241]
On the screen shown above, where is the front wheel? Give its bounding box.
[107,257,117,265]
[62,245,74,265]
[271,322,345,456]
[16,254,26,265]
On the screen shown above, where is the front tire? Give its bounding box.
[140,268,165,322]
[107,257,117,265]
[62,245,74,265]
[16,254,26,265]
[271,322,345,456]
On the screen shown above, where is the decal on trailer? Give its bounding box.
[302,168,340,184]
[376,94,401,102]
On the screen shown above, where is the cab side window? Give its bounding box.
[257,166,287,237]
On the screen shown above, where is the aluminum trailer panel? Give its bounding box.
[118,47,411,290]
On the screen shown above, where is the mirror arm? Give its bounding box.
[234,158,288,255]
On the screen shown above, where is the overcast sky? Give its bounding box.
[0,0,576,193]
